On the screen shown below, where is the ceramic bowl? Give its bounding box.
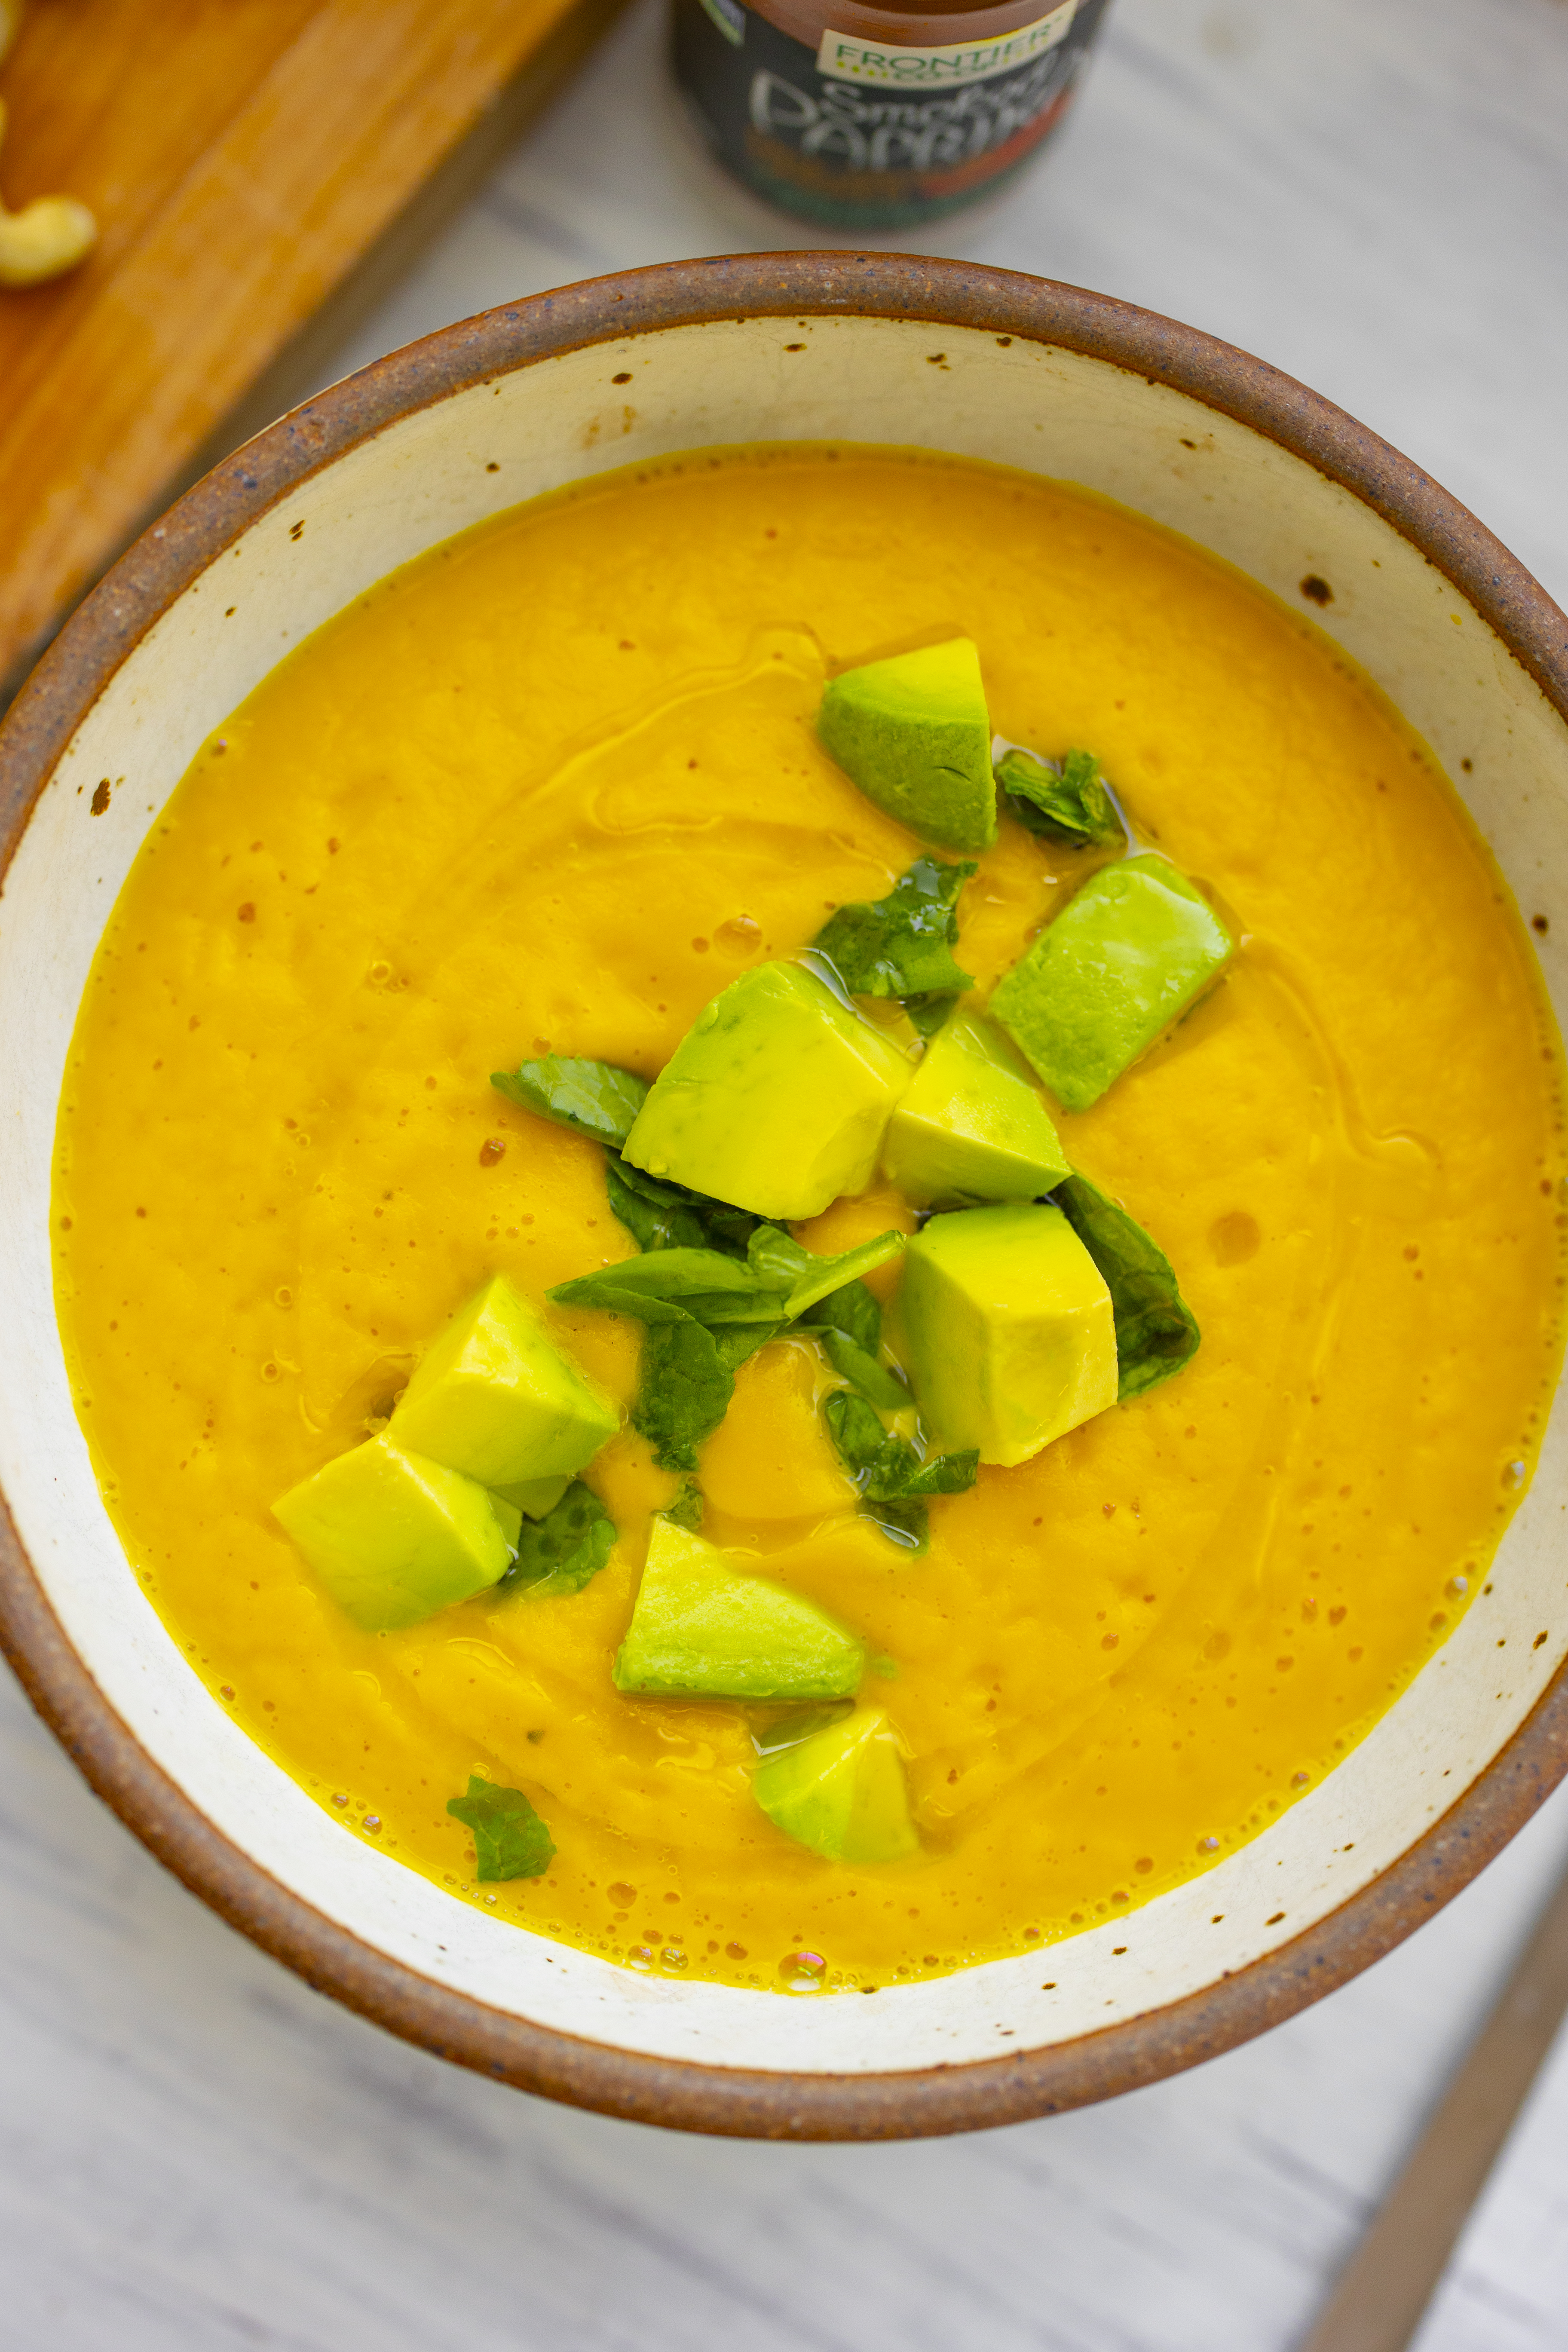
[3,256,1566,2141]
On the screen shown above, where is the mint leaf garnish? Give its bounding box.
[821,1389,977,1552]
[496,1480,616,1598]
[796,1276,881,1354]
[996,747,1125,849]
[818,1328,909,1412]
[446,1777,554,1881]
[634,1319,738,1472]
[603,1156,759,1257]
[1051,1170,1200,1399]
[492,1055,648,1148]
[811,855,976,1001]
[664,1478,704,1530]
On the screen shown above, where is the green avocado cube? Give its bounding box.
[493,1472,573,1520]
[612,1519,864,1699]
[818,639,997,853]
[273,1433,516,1631]
[990,854,1234,1113]
[879,1008,1071,1208]
[621,962,913,1220]
[388,1274,619,1490]
[752,1707,919,1864]
[899,1203,1117,1465]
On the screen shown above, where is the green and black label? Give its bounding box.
[672,0,1110,228]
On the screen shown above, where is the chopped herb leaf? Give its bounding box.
[446,1776,554,1881]
[900,1447,980,1496]
[604,1157,712,1251]
[749,1698,854,1756]
[707,1318,784,1374]
[744,1222,812,1286]
[996,747,1125,849]
[633,1317,735,1471]
[552,1247,786,1321]
[796,1277,881,1354]
[822,1390,977,1529]
[811,855,976,1000]
[782,1230,905,1320]
[823,1387,897,1482]
[903,990,961,1038]
[604,1155,759,1257]
[496,1481,616,1598]
[664,1478,704,1530]
[819,1327,909,1412]
[861,1498,929,1551]
[1051,1170,1200,1399]
[492,1055,648,1148]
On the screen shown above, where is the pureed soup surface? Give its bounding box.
[54,447,1566,1995]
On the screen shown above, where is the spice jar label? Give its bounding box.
[672,0,1109,229]
[814,1,1075,89]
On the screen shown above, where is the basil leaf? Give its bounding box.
[811,855,976,1000]
[740,1224,905,1321]
[551,1249,788,1322]
[708,1319,785,1373]
[1051,1170,1200,1399]
[545,1281,694,1325]
[996,747,1125,849]
[821,1392,972,1504]
[782,1230,905,1320]
[664,1478,704,1531]
[819,1328,910,1412]
[861,1497,929,1552]
[822,1388,893,1481]
[904,990,960,1039]
[899,1448,980,1497]
[604,1155,759,1258]
[632,1318,735,1472]
[604,1157,712,1251]
[446,1777,554,1881]
[749,1699,854,1756]
[492,1055,648,1148]
[745,1223,812,1286]
[796,1277,881,1354]
[496,1481,616,1599]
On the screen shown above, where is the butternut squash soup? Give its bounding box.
[52,446,1566,1996]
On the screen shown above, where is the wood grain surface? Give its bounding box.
[0,0,622,692]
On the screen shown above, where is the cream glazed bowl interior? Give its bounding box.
[3,255,1568,2142]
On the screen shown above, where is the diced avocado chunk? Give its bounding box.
[388,1273,619,1489]
[990,854,1234,1112]
[621,962,912,1221]
[818,639,997,852]
[880,1008,1071,1207]
[899,1203,1117,1465]
[493,1472,573,1520]
[752,1708,919,1863]
[612,1518,864,1698]
[273,1433,515,1631]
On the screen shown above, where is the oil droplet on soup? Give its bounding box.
[52,447,1567,1991]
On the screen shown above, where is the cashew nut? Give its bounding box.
[0,92,98,289]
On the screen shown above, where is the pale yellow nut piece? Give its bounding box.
[0,96,99,288]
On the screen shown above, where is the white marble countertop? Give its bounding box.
[6,1,1568,2344]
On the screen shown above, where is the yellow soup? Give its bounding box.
[54,446,1566,1994]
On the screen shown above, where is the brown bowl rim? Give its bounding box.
[3,253,1568,2143]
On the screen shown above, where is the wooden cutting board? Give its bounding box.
[0,0,625,695]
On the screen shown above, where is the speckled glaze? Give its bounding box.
[3,255,1568,2141]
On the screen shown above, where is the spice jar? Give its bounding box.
[672,0,1111,229]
